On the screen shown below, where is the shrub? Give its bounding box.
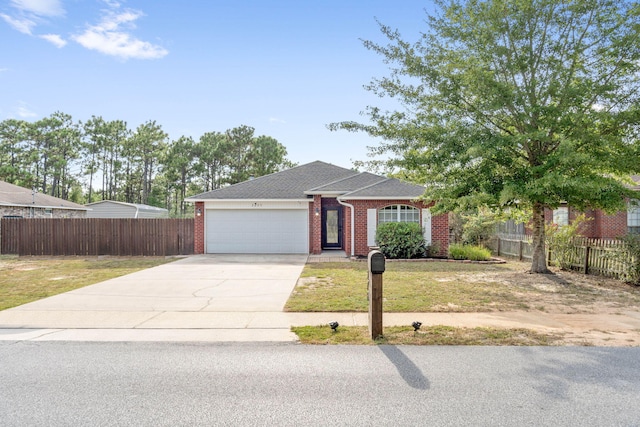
[376,222,426,259]
[608,233,640,285]
[448,243,492,261]
[545,213,589,270]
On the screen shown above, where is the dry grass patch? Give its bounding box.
[285,260,640,313]
[0,256,177,311]
[292,325,565,346]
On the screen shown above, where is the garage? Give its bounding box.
[206,209,309,254]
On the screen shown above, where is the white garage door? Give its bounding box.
[206,209,309,254]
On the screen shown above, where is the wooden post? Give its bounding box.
[368,250,385,340]
[584,245,590,275]
[519,239,524,261]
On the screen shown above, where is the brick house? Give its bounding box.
[0,180,88,218]
[546,176,640,238]
[185,161,448,257]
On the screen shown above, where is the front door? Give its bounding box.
[322,207,342,249]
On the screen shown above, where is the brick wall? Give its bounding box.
[348,200,449,257]
[541,206,628,239]
[0,206,86,218]
[194,201,205,254]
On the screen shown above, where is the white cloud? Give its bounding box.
[1,12,36,34]
[72,6,168,60]
[10,0,64,17]
[269,117,287,124]
[16,103,37,118]
[40,33,66,48]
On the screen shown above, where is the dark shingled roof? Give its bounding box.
[341,178,426,199]
[187,161,358,200]
[0,180,88,210]
[305,172,387,193]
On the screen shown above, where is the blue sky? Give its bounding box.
[1,0,435,169]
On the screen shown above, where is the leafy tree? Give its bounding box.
[331,0,640,273]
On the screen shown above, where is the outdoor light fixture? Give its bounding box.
[329,321,339,331]
[196,208,202,216]
[315,208,320,216]
[412,321,422,331]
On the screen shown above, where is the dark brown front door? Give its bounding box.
[322,207,342,249]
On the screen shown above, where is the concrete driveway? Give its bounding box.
[0,254,307,342]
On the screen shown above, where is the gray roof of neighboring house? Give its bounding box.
[85,200,168,212]
[631,175,640,191]
[186,161,426,201]
[0,180,89,210]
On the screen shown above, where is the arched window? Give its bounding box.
[378,205,420,224]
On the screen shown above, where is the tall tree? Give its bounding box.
[0,119,28,185]
[332,0,640,273]
[249,135,295,177]
[225,125,255,184]
[130,121,167,205]
[163,135,196,216]
[195,131,228,191]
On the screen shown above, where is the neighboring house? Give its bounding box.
[185,161,448,257]
[85,200,169,218]
[547,175,640,238]
[500,176,640,238]
[0,180,88,218]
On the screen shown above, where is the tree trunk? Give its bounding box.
[530,202,551,273]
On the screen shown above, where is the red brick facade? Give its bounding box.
[307,197,448,257]
[544,206,629,239]
[194,201,205,254]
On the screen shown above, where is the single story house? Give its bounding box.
[185,161,448,257]
[0,180,88,218]
[547,176,640,237]
[85,200,169,219]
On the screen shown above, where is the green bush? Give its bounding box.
[545,213,589,270]
[448,243,492,261]
[608,233,640,285]
[376,222,426,259]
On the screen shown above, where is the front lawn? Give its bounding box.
[0,256,177,311]
[285,260,640,313]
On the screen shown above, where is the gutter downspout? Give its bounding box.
[337,196,355,258]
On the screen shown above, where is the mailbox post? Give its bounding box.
[368,249,385,339]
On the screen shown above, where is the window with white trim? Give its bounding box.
[629,200,640,234]
[378,205,420,224]
[552,207,569,226]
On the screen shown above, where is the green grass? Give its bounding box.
[285,261,529,312]
[292,325,565,345]
[0,256,177,311]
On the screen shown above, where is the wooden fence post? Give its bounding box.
[584,245,590,275]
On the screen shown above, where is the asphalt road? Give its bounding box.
[1,342,639,426]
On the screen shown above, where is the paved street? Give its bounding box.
[1,342,639,426]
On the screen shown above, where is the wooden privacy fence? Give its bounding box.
[0,218,194,256]
[490,234,632,280]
